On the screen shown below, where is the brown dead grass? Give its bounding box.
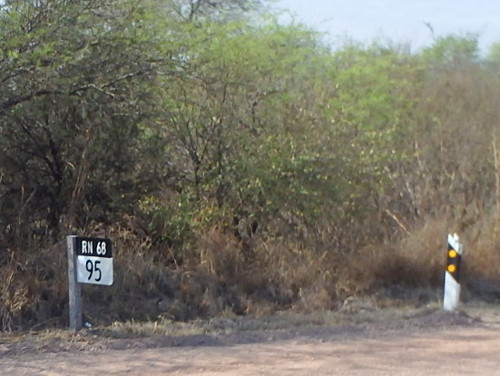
[2,207,500,332]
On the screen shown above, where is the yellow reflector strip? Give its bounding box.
[448,250,458,258]
[447,264,457,273]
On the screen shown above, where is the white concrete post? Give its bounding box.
[67,235,82,332]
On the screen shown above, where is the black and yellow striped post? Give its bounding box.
[443,233,463,311]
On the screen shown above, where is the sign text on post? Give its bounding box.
[75,237,113,286]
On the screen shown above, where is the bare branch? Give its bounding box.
[0,69,147,114]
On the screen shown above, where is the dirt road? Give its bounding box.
[2,306,500,375]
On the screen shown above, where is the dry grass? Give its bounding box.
[2,205,500,332]
[0,300,444,351]
[0,269,29,332]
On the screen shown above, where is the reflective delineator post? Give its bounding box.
[443,233,463,311]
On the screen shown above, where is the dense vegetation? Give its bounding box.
[2,0,500,331]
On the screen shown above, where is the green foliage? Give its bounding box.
[421,33,480,66]
[329,44,418,173]
[138,195,195,250]
[487,42,500,64]
[147,18,333,236]
[0,0,168,243]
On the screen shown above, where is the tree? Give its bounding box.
[140,19,341,248]
[170,0,264,21]
[421,33,480,67]
[0,0,167,246]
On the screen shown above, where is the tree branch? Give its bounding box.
[0,89,60,114]
[0,69,147,115]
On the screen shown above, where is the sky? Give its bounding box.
[272,0,500,54]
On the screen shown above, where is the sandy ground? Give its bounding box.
[2,305,500,375]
